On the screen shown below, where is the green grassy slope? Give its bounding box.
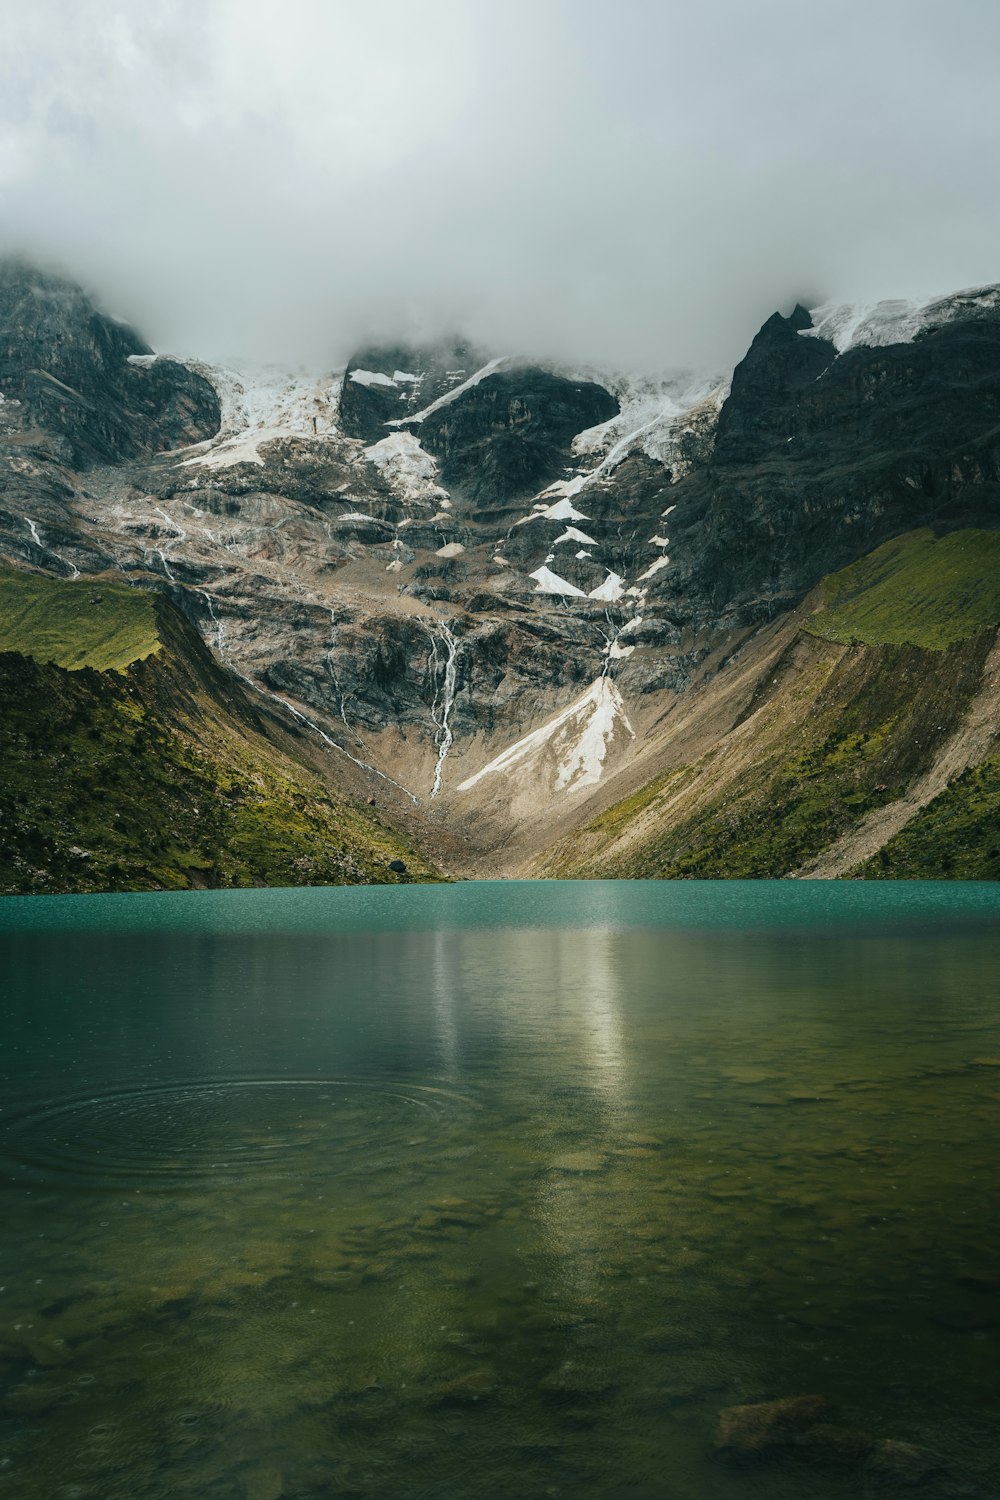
[807,527,1000,649]
[545,634,993,880]
[542,527,1000,881]
[0,568,160,670]
[0,567,442,894]
[853,758,1000,880]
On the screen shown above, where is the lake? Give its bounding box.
[0,881,998,1499]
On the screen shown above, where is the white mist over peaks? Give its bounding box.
[2,0,1000,372]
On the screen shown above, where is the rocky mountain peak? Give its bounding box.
[338,337,491,443]
[0,257,220,466]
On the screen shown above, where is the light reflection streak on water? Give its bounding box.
[534,927,629,1297]
[431,926,460,1080]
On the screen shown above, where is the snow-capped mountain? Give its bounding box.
[4,258,1000,886]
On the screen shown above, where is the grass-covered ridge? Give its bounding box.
[541,630,996,880]
[806,527,1000,649]
[854,756,1000,880]
[0,566,160,671]
[0,568,443,894]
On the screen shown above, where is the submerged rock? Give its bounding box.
[549,1151,606,1174]
[867,1438,946,1486]
[714,1394,829,1454]
[714,1396,945,1484]
[797,1423,875,1466]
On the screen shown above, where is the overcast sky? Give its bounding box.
[2,0,999,373]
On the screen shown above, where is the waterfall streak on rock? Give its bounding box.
[153,505,187,544]
[198,589,225,653]
[326,612,355,731]
[428,622,459,798]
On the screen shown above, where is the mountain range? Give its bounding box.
[2,258,1000,892]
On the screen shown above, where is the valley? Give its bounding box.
[3,261,1000,889]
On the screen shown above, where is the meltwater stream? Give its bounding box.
[0,881,998,1500]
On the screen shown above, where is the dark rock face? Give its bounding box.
[414,368,618,506]
[711,304,831,462]
[657,302,1000,629]
[338,339,486,444]
[0,260,220,466]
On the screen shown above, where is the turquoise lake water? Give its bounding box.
[0,881,997,1499]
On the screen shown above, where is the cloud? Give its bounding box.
[2,0,1000,373]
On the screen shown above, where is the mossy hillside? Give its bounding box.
[546,633,994,880]
[0,570,442,893]
[583,768,691,838]
[543,767,693,879]
[0,566,160,671]
[853,756,1000,880]
[0,650,442,894]
[807,528,1000,650]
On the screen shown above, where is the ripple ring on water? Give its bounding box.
[0,1077,477,1190]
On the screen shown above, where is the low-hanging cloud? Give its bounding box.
[3,0,1000,375]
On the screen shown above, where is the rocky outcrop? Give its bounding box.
[657,297,1000,630]
[0,260,220,465]
[337,339,486,443]
[413,367,618,506]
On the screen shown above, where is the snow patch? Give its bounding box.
[801,284,1000,355]
[350,369,397,387]
[565,370,729,488]
[538,473,590,501]
[553,525,598,547]
[458,677,633,795]
[436,542,466,558]
[515,496,591,526]
[588,571,625,602]
[637,555,670,581]
[159,359,342,470]
[363,430,447,504]
[530,566,587,598]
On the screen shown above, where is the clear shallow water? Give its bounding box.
[0,880,997,1499]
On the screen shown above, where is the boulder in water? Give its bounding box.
[714,1395,828,1454]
